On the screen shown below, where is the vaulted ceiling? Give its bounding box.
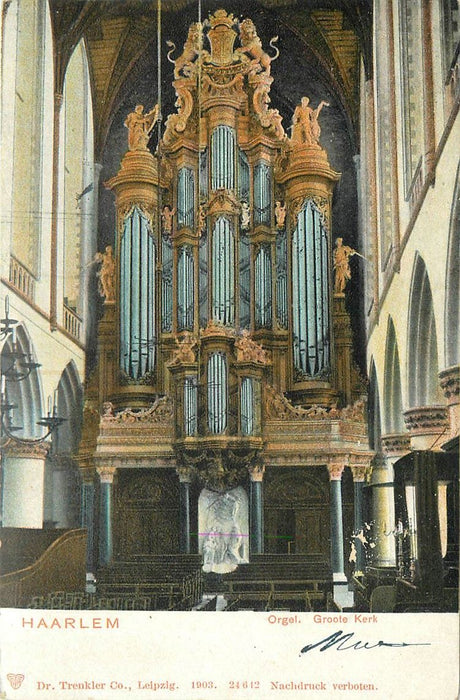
[49,0,372,159]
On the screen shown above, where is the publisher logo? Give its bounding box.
[7,674,25,690]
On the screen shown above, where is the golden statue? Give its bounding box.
[275,200,286,229]
[333,237,358,294]
[95,245,116,302]
[161,205,176,235]
[291,97,329,147]
[124,104,159,151]
[237,18,279,75]
[167,23,202,79]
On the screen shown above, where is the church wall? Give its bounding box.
[367,114,459,413]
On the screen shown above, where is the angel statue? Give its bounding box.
[124,104,159,151]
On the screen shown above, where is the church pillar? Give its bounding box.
[350,464,369,575]
[439,366,460,440]
[177,467,192,553]
[81,471,96,573]
[2,442,49,527]
[376,434,411,567]
[327,463,346,582]
[97,466,116,566]
[248,463,265,554]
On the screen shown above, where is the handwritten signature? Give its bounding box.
[300,630,431,655]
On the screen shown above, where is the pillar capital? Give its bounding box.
[350,464,371,483]
[327,463,345,481]
[2,441,50,460]
[248,463,265,482]
[403,405,448,436]
[96,466,117,484]
[439,365,460,405]
[381,433,411,458]
[176,466,192,483]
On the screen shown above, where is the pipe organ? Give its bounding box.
[85,9,371,573]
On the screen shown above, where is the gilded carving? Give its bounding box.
[101,396,174,424]
[291,97,329,147]
[275,200,287,229]
[124,104,159,151]
[236,19,279,76]
[161,205,176,235]
[235,330,271,365]
[166,23,202,80]
[168,332,198,365]
[333,238,361,294]
[94,245,116,302]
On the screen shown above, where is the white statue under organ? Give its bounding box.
[199,487,249,573]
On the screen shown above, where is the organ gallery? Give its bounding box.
[78,10,372,602]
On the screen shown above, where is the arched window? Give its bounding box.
[383,317,404,434]
[407,254,441,406]
[211,125,235,190]
[398,0,425,194]
[120,207,156,379]
[207,353,227,434]
[60,41,94,323]
[292,199,329,377]
[212,216,234,325]
[177,245,194,331]
[3,0,53,290]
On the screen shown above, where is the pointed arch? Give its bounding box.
[1,324,43,439]
[407,253,441,407]
[383,316,404,434]
[53,360,84,454]
[445,162,460,368]
[60,39,95,319]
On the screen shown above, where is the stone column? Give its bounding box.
[327,463,346,582]
[373,434,411,567]
[403,406,449,451]
[81,471,96,573]
[248,463,265,554]
[97,466,116,566]
[2,442,50,527]
[177,467,192,554]
[350,464,370,575]
[439,366,460,440]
